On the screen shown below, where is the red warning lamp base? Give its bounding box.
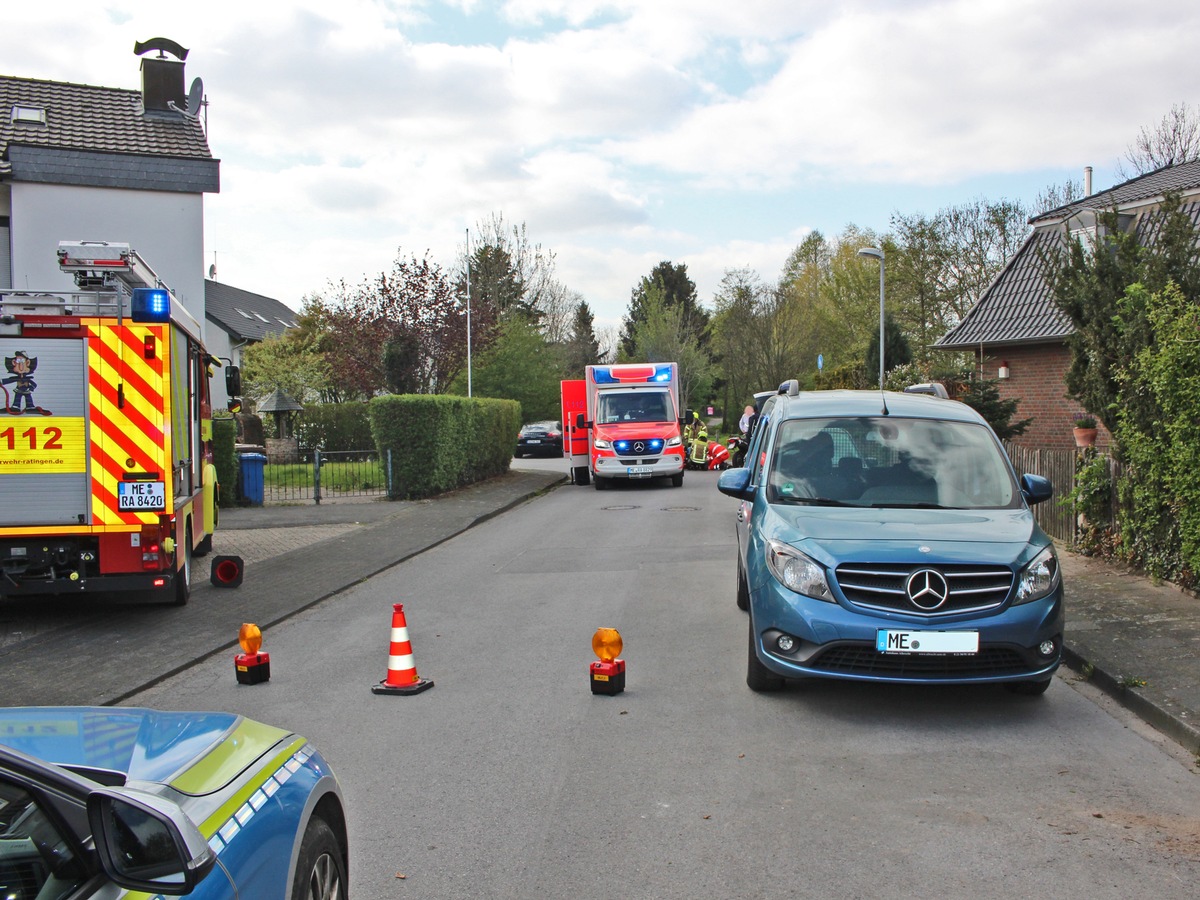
[235,651,271,685]
[590,658,625,695]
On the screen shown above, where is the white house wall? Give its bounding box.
[10,181,205,325]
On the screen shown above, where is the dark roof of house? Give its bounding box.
[936,159,1200,350]
[1035,157,1200,223]
[205,279,300,342]
[0,75,217,190]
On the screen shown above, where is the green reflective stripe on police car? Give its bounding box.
[170,717,293,795]
[196,737,308,839]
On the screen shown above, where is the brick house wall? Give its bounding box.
[982,344,1111,453]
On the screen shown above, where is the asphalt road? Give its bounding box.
[125,467,1200,900]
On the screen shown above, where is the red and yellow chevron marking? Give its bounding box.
[85,321,171,526]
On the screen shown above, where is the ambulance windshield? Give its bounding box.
[598,391,673,424]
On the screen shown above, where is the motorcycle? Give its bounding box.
[726,434,747,468]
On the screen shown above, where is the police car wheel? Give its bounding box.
[292,815,346,900]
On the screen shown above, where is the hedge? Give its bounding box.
[369,394,521,499]
[294,401,375,451]
[213,416,238,508]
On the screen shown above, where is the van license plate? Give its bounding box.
[876,630,978,654]
[627,466,652,477]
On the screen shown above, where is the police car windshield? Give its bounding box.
[766,416,1020,509]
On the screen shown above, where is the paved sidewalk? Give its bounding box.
[1057,549,1200,753]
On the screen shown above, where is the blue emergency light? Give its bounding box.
[614,438,664,455]
[131,287,171,323]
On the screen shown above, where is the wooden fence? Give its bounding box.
[1004,443,1079,544]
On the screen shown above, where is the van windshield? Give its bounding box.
[597,391,673,424]
[767,417,1020,509]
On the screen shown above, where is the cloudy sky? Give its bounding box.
[5,1,1198,334]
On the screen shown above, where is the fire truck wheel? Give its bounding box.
[194,533,212,557]
[671,473,684,487]
[593,475,609,490]
[172,526,193,606]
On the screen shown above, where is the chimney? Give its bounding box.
[134,38,189,114]
[1084,166,1093,197]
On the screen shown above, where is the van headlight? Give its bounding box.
[593,439,612,450]
[1014,545,1060,604]
[766,540,832,602]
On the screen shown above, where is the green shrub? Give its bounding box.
[369,394,521,499]
[295,402,374,451]
[213,416,238,508]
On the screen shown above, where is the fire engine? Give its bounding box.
[580,363,685,489]
[0,241,233,605]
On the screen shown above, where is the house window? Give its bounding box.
[234,307,254,319]
[10,105,47,125]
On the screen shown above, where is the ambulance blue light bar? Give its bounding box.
[591,364,674,385]
[131,287,171,323]
[614,438,664,455]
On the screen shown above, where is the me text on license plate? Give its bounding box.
[876,630,978,655]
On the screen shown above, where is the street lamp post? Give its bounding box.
[858,247,885,390]
[465,228,473,398]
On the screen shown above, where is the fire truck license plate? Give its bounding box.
[627,466,652,477]
[119,481,166,511]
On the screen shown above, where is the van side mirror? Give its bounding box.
[1020,473,1054,506]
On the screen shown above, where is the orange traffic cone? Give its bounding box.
[371,603,434,695]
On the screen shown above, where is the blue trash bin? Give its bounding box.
[239,453,266,506]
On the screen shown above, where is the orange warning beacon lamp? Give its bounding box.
[235,623,270,685]
[590,627,625,695]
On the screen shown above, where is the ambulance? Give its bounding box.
[582,363,685,489]
[0,241,232,605]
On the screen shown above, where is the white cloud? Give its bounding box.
[5,0,1199,324]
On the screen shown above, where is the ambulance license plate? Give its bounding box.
[876,630,978,654]
[627,466,652,477]
[119,481,166,511]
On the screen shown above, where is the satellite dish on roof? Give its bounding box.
[170,77,205,119]
[208,263,217,280]
[186,78,204,115]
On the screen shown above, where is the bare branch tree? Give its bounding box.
[1118,102,1200,179]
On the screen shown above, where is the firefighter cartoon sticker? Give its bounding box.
[2,351,52,415]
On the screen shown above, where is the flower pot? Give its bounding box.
[1073,427,1097,448]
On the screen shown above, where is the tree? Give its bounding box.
[1050,192,1200,434]
[460,317,564,422]
[1118,102,1200,179]
[624,281,713,411]
[620,261,709,358]
[241,298,335,404]
[864,313,913,385]
[563,300,601,378]
[1033,178,1085,216]
[321,251,464,399]
[958,376,1032,441]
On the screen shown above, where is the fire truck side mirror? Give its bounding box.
[575,413,586,429]
[226,366,242,397]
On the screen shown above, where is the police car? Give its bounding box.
[0,706,347,899]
